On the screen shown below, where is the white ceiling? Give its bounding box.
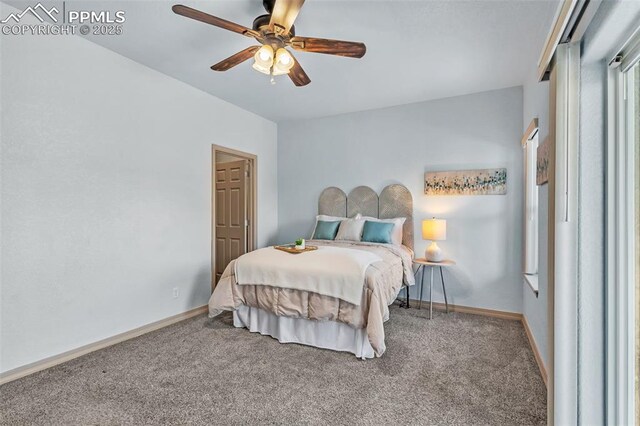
[18,0,560,121]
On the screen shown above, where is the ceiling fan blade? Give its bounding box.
[211,46,261,71]
[290,36,366,58]
[172,4,259,38]
[269,0,305,34]
[288,53,311,87]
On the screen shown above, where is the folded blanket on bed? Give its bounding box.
[234,245,382,306]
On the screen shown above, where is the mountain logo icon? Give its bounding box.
[1,3,59,24]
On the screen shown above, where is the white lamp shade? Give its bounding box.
[422,218,446,241]
[252,62,271,75]
[252,45,274,75]
[273,48,294,75]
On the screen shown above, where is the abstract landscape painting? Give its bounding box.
[536,137,550,185]
[424,168,507,195]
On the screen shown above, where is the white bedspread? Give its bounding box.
[234,245,382,306]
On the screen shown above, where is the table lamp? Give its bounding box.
[422,218,447,262]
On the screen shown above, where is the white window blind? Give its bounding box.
[523,129,539,276]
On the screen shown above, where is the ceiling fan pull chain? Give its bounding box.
[269,65,276,85]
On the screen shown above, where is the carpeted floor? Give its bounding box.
[0,305,546,425]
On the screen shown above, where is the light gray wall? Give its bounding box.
[522,69,550,368]
[0,18,278,372]
[278,87,524,313]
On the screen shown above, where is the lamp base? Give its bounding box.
[425,242,444,262]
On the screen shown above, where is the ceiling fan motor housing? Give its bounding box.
[252,14,295,36]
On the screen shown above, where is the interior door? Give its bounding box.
[215,159,248,283]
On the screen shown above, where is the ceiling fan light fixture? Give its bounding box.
[257,45,273,62]
[253,45,274,74]
[272,48,294,75]
[271,67,288,76]
[252,62,271,75]
[172,1,365,87]
[253,63,271,75]
[275,47,295,72]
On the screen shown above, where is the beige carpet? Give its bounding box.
[0,305,546,425]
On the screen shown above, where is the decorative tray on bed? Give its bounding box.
[274,245,318,254]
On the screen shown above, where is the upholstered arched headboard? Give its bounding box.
[318,184,414,250]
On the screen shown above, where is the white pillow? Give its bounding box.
[361,216,406,246]
[311,214,361,239]
[335,218,365,241]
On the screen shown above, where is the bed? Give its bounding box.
[208,184,415,358]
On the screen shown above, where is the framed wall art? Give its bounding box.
[424,168,507,195]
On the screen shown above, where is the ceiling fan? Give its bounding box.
[172,0,366,87]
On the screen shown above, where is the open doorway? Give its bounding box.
[212,145,257,291]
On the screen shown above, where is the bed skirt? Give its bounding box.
[233,305,375,359]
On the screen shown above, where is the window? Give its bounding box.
[522,121,539,294]
[607,32,639,425]
[633,61,639,425]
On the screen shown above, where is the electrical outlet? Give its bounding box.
[172,287,179,298]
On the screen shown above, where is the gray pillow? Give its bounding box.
[335,218,365,241]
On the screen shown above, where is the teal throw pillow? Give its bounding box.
[361,221,394,244]
[313,220,341,240]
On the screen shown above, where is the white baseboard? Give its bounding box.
[0,305,208,386]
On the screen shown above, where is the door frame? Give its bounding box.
[211,145,257,293]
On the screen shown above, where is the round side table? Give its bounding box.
[413,258,456,320]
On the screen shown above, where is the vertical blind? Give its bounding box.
[523,123,539,276]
